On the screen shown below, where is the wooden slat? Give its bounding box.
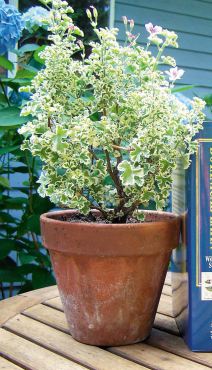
[165,272,171,286]
[2,277,209,369]
[162,284,172,297]
[0,329,86,370]
[0,356,22,370]
[23,304,69,333]
[147,328,212,368]
[157,294,173,317]
[109,343,210,370]
[44,296,63,311]
[154,313,179,336]
[4,314,146,370]
[21,285,58,299]
[0,285,58,326]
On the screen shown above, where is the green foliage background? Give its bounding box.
[0,51,56,298]
[20,0,109,41]
[0,0,108,299]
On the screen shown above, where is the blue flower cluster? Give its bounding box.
[10,90,31,106]
[22,6,49,33]
[0,0,25,55]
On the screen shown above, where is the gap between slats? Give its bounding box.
[4,313,212,369]
[0,328,88,370]
[0,354,24,370]
[3,315,147,370]
[20,302,212,367]
[108,344,211,370]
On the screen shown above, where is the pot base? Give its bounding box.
[70,331,150,347]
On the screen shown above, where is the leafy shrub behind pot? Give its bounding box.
[19,0,205,223]
[0,0,56,298]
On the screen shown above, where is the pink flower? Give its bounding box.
[145,22,162,35]
[122,16,128,25]
[129,19,134,28]
[128,33,136,40]
[68,24,75,31]
[165,67,184,81]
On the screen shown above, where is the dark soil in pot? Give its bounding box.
[58,211,160,224]
[40,209,180,346]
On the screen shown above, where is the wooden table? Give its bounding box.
[0,273,212,370]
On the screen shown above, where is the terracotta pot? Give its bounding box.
[40,209,180,346]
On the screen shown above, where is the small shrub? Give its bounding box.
[20,0,205,222]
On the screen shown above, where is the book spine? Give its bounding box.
[187,133,212,350]
[194,138,212,299]
[172,122,212,351]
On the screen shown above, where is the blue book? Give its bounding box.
[172,121,212,352]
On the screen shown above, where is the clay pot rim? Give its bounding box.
[40,209,180,228]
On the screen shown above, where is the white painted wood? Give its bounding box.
[109,0,116,28]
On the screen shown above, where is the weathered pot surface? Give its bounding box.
[40,209,180,346]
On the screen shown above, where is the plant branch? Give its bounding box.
[30,231,45,268]
[91,205,108,219]
[124,200,141,218]
[105,149,128,215]
[153,42,166,71]
[25,153,34,213]
[89,146,98,161]
[81,192,109,219]
[105,150,121,193]
[112,144,132,152]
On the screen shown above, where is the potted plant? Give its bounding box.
[19,0,205,346]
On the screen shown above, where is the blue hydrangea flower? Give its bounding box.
[10,91,31,106]
[22,6,49,33]
[0,0,25,55]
